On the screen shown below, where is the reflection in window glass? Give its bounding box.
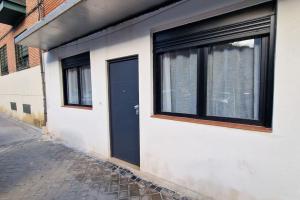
[160,48,198,114]
[67,68,79,104]
[80,66,92,105]
[206,39,261,120]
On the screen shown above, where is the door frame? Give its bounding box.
[107,55,140,166]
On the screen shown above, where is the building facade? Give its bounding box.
[0,0,41,126]
[0,0,63,126]
[16,0,300,199]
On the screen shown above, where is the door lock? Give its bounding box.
[134,105,139,115]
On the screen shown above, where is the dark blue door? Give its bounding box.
[109,56,140,166]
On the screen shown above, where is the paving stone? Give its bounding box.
[0,113,203,200]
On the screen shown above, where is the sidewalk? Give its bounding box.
[0,113,199,200]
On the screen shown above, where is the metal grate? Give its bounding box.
[15,44,29,71]
[22,104,31,114]
[10,102,17,111]
[0,45,8,75]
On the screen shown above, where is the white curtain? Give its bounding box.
[160,49,198,114]
[206,38,261,120]
[67,68,79,104]
[80,66,92,106]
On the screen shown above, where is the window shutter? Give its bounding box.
[62,52,90,69]
[154,2,275,53]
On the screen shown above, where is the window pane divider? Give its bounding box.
[197,48,205,118]
[77,67,82,105]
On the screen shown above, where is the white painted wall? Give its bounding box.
[44,0,300,199]
[0,66,44,126]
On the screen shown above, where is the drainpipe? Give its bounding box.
[38,0,47,126]
[39,50,47,126]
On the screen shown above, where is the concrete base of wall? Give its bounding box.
[0,66,44,127]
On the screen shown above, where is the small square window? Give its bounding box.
[23,104,31,114]
[10,102,17,111]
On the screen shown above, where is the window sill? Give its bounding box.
[151,114,272,133]
[16,66,30,72]
[62,105,93,110]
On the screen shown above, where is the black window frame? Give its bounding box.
[0,45,8,75]
[153,2,276,128]
[15,44,29,71]
[62,52,93,107]
[23,104,31,114]
[10,102,17,111]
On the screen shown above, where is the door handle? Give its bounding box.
[134,105,139,115]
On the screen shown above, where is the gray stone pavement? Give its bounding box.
[0,113,201,200]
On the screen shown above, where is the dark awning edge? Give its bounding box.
[15,0,182,50]
[15,0,273,51]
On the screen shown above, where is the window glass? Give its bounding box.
[160,48,198,114]
[66,68,79,104]
[206,38,261,120]
[80,66,92,106]
[62,52,92,107]
[153,3,275,127]
[15,44,29,70]
[0,45,8,75]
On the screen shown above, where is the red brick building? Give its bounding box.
[0,0,65,126]
[0,0,65,74]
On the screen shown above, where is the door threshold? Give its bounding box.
[109,157,140,171]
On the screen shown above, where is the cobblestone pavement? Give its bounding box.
[0,114,201,200]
